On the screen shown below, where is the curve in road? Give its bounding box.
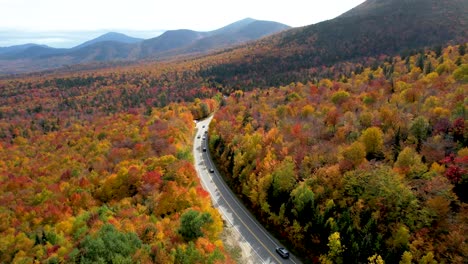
[193,116,302,264]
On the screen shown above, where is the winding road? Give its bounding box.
[193,116,302,264]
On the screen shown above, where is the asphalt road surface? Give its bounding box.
[193,116,302,264]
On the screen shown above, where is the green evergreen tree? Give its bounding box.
[178,210,213,241]
[416,53,425,70]
[78,224,142,264]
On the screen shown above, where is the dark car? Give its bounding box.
[276,247,289,259]
[203,147,207,152]
[209,168,215,173]
[197,135,201,139]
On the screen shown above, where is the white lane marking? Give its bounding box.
[202,133,298,264]
[194,121,267,263]
[198,117,299,263]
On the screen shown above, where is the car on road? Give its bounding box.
[276,247,289,259]
[209,168,215,173]
[197,135,201,139]
[203,147,207,152]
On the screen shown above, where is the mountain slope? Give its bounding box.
[236,20,290,39]
[137,29,206,58]
[209,17,258,35]
[68,41,135,62]
[73,32,143,49]
[200,0,468,87]
[285,0,467,58]
[180,19,290,54]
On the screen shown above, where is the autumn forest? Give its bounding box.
[209,45,467,263]
[0,63,227,263]
[0,4,467,263]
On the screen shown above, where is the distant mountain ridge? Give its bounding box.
[0,18,290,74]
[138,29,205,58]
[180,19,290,54]
[0,43,50,55]
[73,32,143,49]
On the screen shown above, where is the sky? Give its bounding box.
[0,0,365,48]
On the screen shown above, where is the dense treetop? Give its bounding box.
[209,45,467,263]
[0,5,466,261]
[0,62,229,263]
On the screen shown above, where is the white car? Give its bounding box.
[276,247,289,258]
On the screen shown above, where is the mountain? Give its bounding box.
[73,32,143,49]
[210,18,258,35]
[235,20,290,39]
[287,0,468,58]
[199,0,468,87]
[204,17,289,39]
[0,32,142,62]
[137,29,206,58]
[0,45,66,60]
[0,43,49,55]
[68,41,135,62]
[137,18,290,59]
[178,19,290,54]
[0,18,290,74]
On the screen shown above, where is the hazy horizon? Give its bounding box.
[0,29,166,49]
[0,0,365,48]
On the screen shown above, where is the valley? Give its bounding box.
[0,0,467,263]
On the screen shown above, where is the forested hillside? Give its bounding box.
[0,65,229,263]
[1,0,467,261]
[200,0,468,88]
[209,44,468,263]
